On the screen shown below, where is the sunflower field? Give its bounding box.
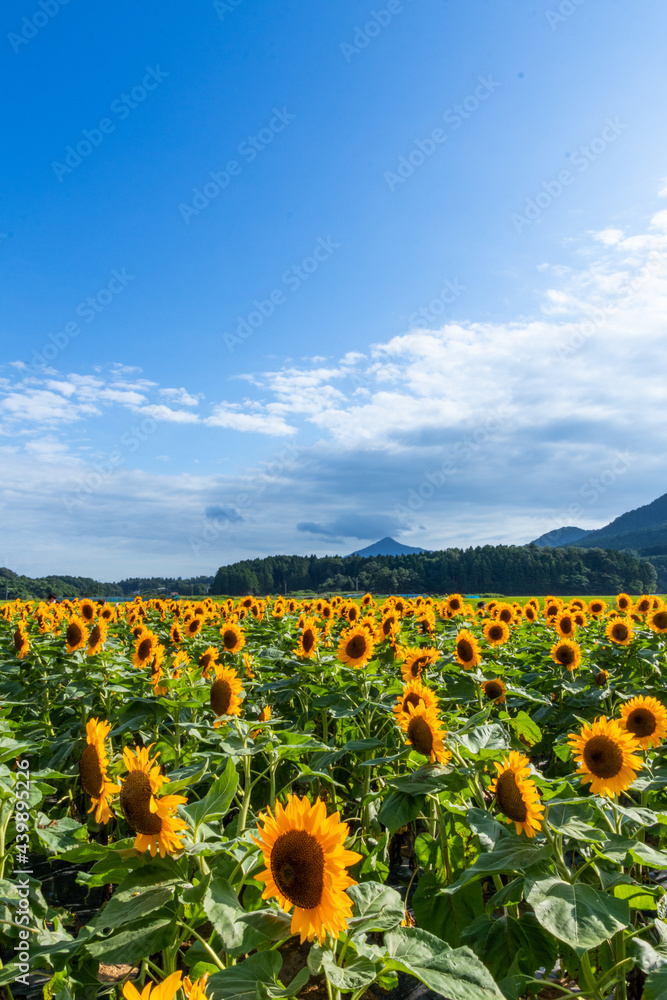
[1,592,667,1000]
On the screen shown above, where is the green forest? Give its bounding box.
[212,544,658,596]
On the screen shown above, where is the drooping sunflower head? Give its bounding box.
[568,716,643,797]
[79,718,120,825]
[210,663,244,725]
[87,620,108,656]
[392,678,439,730]
[132,631,160,669]
[404,702,451,764]
[400,646,439,683]
[295,618,319,659]
[65,615,89,654]
[455,629,481,670]
[198,646,219,678]
[619,696,667,750]
[219,622,245,654]
[337,626,374,669]
[119,745,187,857]
[483,619,510,648]
[482,678,506,704]
[489,751,544,837]
[606,618,634,646]
[253,794,362,945]
[550,639,582,671]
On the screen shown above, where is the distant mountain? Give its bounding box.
[350,536,428,557]
[531,526,589,547]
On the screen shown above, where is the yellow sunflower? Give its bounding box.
[184,616,203,638]
[198,646,220,679]
[392,678,439,730]
[482,678,507,704]
[647,607,667,634]
[588,599,607,617]
[619,696,667,750]
[489,752,544,837]
[132,631,160,669]
[219,622,245,654]
[606,618,634,646]
[295,619,319,659]
[594,669,609,687]
[210,663,244,726]
[123,972,183,1000]
[550,639,582,671]
[483,619,510,647]
[119,745,187,857]
[183,973,209,1000]
[455,629,481,670]
[634,595,653,616]
[78,598,96,623]
[494,603,515,625]
[169,622,184,644]
[404,702,451,764]
[523,604,539,623]
[78,718,120,824]
[445,593,464,616]
[65,615,89,654]
[400,646,439,683]
[554,611,576,639]
[87,620,108,656]
[253,794,362,944]
[337,626,374,668]
[616,592,633,612]
[568,716,643,797]
[13,624,30,660]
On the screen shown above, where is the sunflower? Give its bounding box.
[378,613,399,641]
[455,629,481,669]
[616,592,633,612]
[13,624,30,660]
[494,603,515,625]
[132,631,160,669]
[594,669,609,686]
[171,649,191,678]
[360,593,374,608]
[198,646,220,679]
[243,652,254,679]
[482,678,506,704]
[572,611,588,628]
[169,622,184,644]
[489,752,544,837]
[78,599,96,623]
[554,611,576,639]
[483,619,510,647]
[337,626,374,668]
[392,678,439,730]
[404,702,451,764]
[619,696,667,750]
[183,973,210,1000]
[210,663,244,726]
[65,615,89,654]
[87,620,108,656]
[647,607,667,634]
[120,745,187,857]
[545,599,562,619]
[550,639,582,671]
[568,716,643,797]
[634,595,653,616]
[588,599,607,617]
[523,604,538,623]
[123,972,183,1000]
[400,646,439,683]
[445,593,464,615]
[78,718,120,824]
[606,618,634,646]
[219,622,245,654]
[253,794,362,944]
[184,616,203,638]
[295,619,319,659]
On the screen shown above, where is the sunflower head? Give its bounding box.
[489,751,544,837]
[400,647,439,683]
[647,607,667,633]
[550,639,582,671]
[120,746,187,857]
[588,599,607,617]
[606,618,634,646]
[619,696,667,750]
[392,678,439,730]
[79,718,120,824]
[295,619,319,659]
[337,626,374,669]
[483,619,510,647]
[455,629,481,669]
[616,592,633,612]
[568,716,643,797]
[404,703,451,764]
[133,631,160,669]
[219,622,245,654]
[210,663,244,725]
[482,678,506,704]
[65,615,89,654]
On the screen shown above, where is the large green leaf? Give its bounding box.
[208,952,282,1000]
[320,952,377,991]
[460,913,558,981]
[182,757,238,832]
[384,926,505,1000]
[347,881,404,934]
[546,802,606,842]
[85,916,175,965]
[376,790,425,833]
[458,724,509,754]
[203,878,271,956]
[445,836,552,890]
[645,966,667,1000]
[412,872,484,948]
[90,885,174,930]
[525,877,630,955]
[599,835,667,869]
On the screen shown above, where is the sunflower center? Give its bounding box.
[79,744,104,797]
[653,612,667,629]
[67,622,83,646]
[200,653,212,670]
[211,678,232,715]
[582,734,624,778]
[407,715,434,757]
[555,645,575,665]
[120,771,162,835]
[485,681,503,700]
[89,624,101,647]
[303,630,315,653]
[625,708,656,738]
[81,605,94,621]
[346,635,367,659]
[457,639,474,662]
[488,626,503,641]
[137,637,152,661]
[223,630,237,649]
[499,609,512,623]
[270,829,325,910]
[560,618,573,635]
[595,671,608,686]
[612,624,629,641]
[495,771,528,823]
[403,692,423,711]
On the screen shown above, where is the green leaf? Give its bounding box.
[600,835,667,869]
[525,877,630,955]
[645,966,667,1000]
[466,808,510,850]
[376,790,425,833]
[446,836,552,890]
[203,878,268,956]
[320,952,377,991]
[412,872,484,948]
[90,886,174,930]
[458,724,509,754]
[207,952,282,1000]
[460,913,558,981]
[182,758,238,832]
[257,967,310,999]
[384,926,505,1000]
[508,712,542,746]
[85,917,175,965]
[167,760,209,792]
[546,801,606,842]
[347,881,404,934]
[630,935,667,974]
[613,882,659,910]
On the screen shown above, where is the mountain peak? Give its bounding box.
[349,536,428,557]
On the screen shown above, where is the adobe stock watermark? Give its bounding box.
[542,452,633,535]
[213,0,244,20]
[61,415,157,513]
[223,236,340,353]
[178,108,296,224]
[26,268,135,372]
[189,440,300,557]
[393,404,511,523]
[12,756,35,989]
[408,277,467,327]
[545,0,586,32]
[511,117,628,233]
[556,248,667,359]
[51,66,169,182]
[8,0,71,54]
[340,0,411,62]
[384,75,501,192]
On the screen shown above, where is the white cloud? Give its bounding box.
[205,404,296,436]
[159,387,200,406]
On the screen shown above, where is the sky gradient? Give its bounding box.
[2,0,667,579]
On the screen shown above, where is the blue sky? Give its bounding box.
[2,0,667,579]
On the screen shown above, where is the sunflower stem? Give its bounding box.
[579,952,604,1000]
[236,752,253,836]
[176,920,226,970]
